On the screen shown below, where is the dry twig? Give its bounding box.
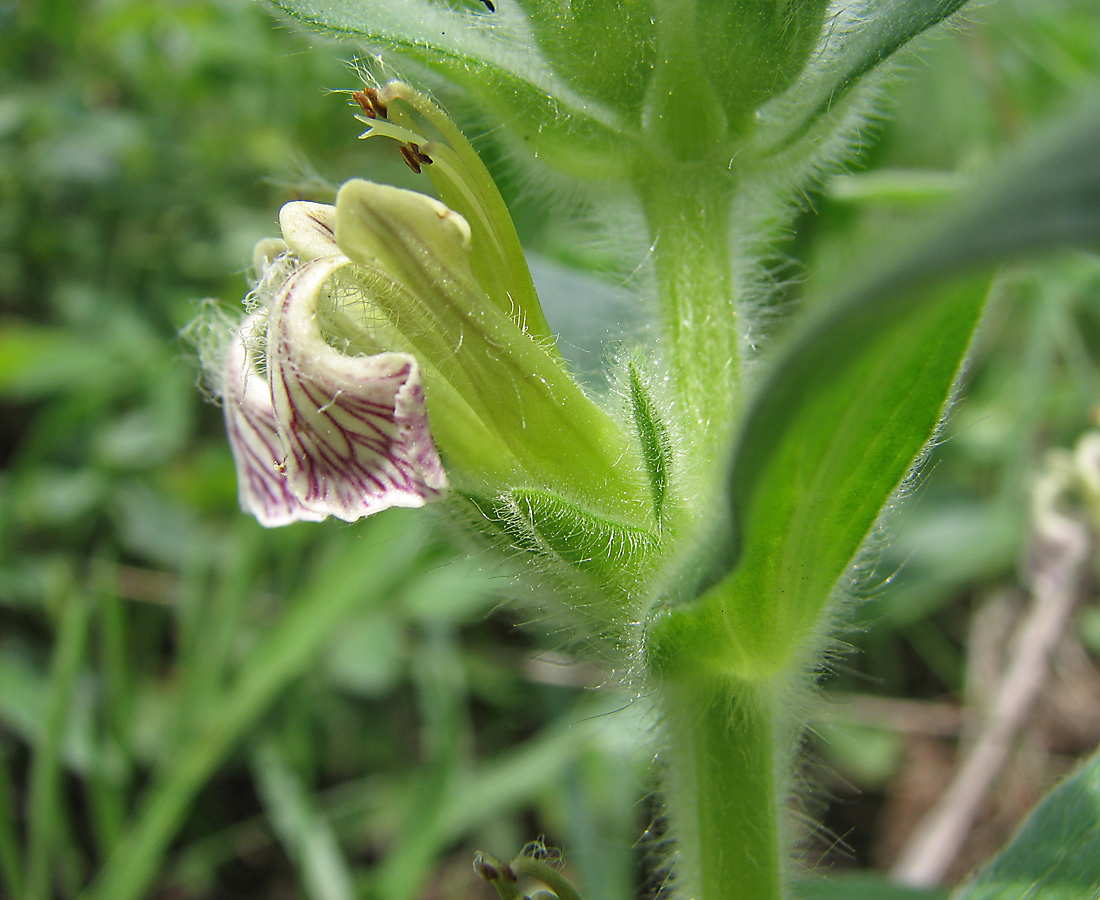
[890,457,1093,887]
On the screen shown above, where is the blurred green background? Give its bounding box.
[2,1,1099,899]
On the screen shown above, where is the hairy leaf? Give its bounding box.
[755,0,974,153]
[953,747,1100,900]
[657,100,1100,677]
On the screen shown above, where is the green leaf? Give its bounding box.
[655,100,1100,678]
[755,0,973,153]
[952,747,1100,900]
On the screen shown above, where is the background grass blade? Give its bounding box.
[78,515,428,900]
[25,587,91,900]
[252,737,357,900]
[0,745,22,900]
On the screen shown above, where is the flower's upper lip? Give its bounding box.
[279,201,340,261]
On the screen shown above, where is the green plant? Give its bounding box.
[178,2,1100,899]
[4,1,1100,899]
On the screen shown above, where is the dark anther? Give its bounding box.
[500,863,518,883]
[351,91,374,117]
[351,88,388,119]
[399,144,423,174]
[409,141,433,166]
[399,142,433,173]
[479,0,496,10]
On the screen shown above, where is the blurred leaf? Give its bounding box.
[324,610,404,695]
[795,874,947,900]
[26,593,91,900]
[252,738,357,900]
[815,722,903,788]
[827,170,965,208]
[953,746,1100,900]
[0,324,122,400]
[867,497,1022,626]
[0,645,98,774]
[110,483,213,570]
[555,749,640,900]
[400,556,499,625]
[10,469,109,527]
[0,746,22,900]
[33,109,147,186]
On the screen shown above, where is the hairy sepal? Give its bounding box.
[458,487,659,646]
[626,361,674,528]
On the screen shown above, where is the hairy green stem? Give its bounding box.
[639,154,778,900]
[637,168,738,470]
[656,671,783,900]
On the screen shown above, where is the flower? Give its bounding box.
[215,202,449,525]
[194,83,654,530]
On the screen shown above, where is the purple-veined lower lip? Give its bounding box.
[223,313,326,527]
[261,255,448,523]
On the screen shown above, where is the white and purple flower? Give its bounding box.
[194,82,652,530]
[212,201,449,526]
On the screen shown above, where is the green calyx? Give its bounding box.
[524,0,659,118]
[642,0,832,160]
[695,0,832,133]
